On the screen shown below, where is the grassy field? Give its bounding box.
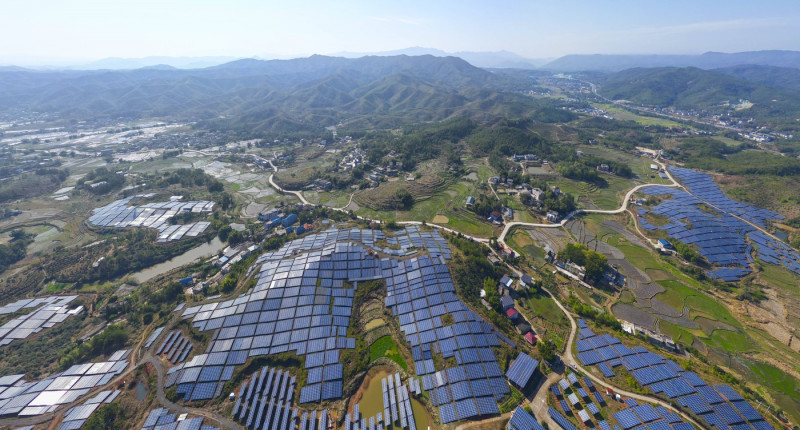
[519,290,570,351]
[507,228,545,262]
[355,158,500,237]
[592,103,690,129]
[369,335,408,371]
[578,213,800,426]
[551,146,670,210]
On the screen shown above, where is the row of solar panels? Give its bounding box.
[0,296,82,347]
[0,350,129,417]
[575,326,773,430]
[383,254,508,424]
[141,408,220,430]
[56,390,120,430]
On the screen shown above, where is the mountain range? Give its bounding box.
[5,49,800,73]
[0,54,537,133]
[331,47,549,69]
[541,50,800,72]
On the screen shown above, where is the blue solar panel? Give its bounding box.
[599,363,615,377]
[714,403,746,425]
[594,391,605,405]
[299,384,321,403]
[549,407,578,430]
[697,385,726,404]
[508,406,543,430]
[475,396,500,416]
[439,403,457,424]
[680,394,712,415]
[732,401,761,422]
[615,409,643,429]
[632,404,660,423]
[506,353,538,388]
[715,385,744,402]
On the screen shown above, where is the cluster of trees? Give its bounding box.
[59,324,128,369]
[446,233,503,306]
[537,338,557,362]
[560,243,609,282]
[469,194,503,218]
[483,278,501,312]
[0,229,32,273]
[157,168,225,193]
[81,167,125,194]
[567,295,622,330]
[677,138,800,177]
[557,162,606,185]
[83,403,129,430]
[361,117,477,171]
[667,237,706,265]
[394,189,414,210]
[516,177,577,216]
[44,228,212,286]
[0,168,69,202]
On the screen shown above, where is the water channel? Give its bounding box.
[131,236,225,283]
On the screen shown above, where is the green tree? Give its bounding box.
[538,338,556,362]
[584,250,608,282]
[561,243,587,266]
[483,277,501,312]
[395,189,414,209]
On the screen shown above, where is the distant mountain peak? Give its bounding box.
[543,50,800,72]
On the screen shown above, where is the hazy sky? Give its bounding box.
[2,0,799,64]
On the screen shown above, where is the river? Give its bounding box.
[131,237,225,283]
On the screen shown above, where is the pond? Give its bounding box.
[131,236,225,283]
[136,381,148,401]
[352,367,432,430]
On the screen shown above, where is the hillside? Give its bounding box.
[0,55,531,132]
[716,64,800,92]
[598,67,797,107]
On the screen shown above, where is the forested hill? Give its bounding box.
[715,64,800,93]
[0,55,535,133]
[597,67,800,108]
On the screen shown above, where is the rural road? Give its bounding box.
[497,156,681,248]
[544,286,706,430]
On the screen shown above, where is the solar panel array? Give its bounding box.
[509,406,545,430]
[749,231,800,275]
[638,167,798,281]
[140,407,220,430]
[552,373,690,430]
[87,194,213,243]
[172,226,456,406]
[0,349,129,417]
[355,372,417,430]
[232,365,300,430]
[57,390,120,430]
[382,244,512,424]
[0,296,83,347]
[549,406,578,430]
[669,167,781,228]
[639,185,754,279]
[144,326,165,349]
[505,352,539,388]
[156,330,193,364]
[575,325,773,430]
